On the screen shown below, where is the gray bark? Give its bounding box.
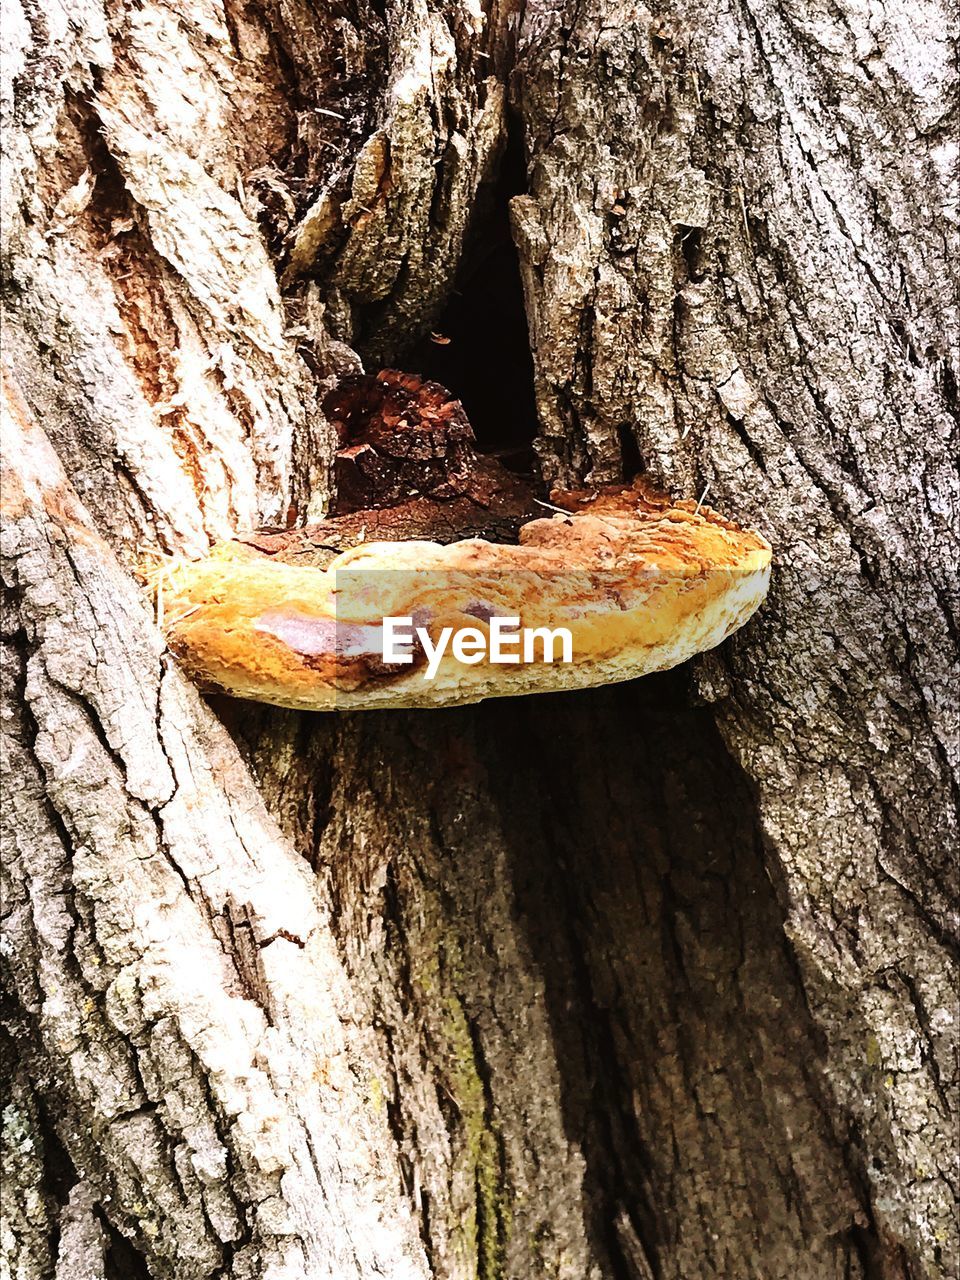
[1,0,956,1279]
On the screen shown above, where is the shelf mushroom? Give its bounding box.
[155,480,772,712]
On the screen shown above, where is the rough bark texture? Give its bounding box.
[1,1,956,1280]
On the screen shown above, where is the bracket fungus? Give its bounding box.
[154,373,771,711]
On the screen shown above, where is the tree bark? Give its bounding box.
[1,1,956,1279]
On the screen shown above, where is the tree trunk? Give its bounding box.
[1,0,955,1277]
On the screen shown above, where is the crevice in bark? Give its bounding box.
[616,422,645,482]
[463,1011,509,1280]
[405,115,538,478]
[33,1099,77,1219]
[847,1209,913,1280]
[99,1211,153,1280]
